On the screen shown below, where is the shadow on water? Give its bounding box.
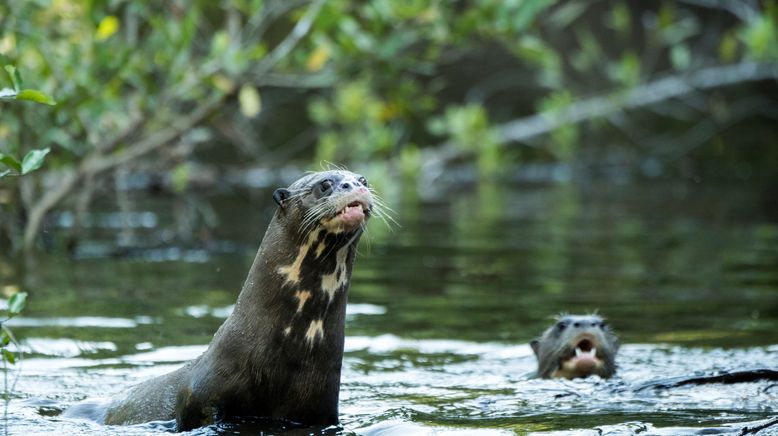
[3,178,778,434]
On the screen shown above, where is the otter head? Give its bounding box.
[272,170,373,239]
[531,314,619,380]
[269,170,375,347]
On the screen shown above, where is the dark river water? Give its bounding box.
[4,178,778,435]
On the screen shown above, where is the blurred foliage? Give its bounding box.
[1,291,26,363]
[1,288,27,420]
[0,0,776,251]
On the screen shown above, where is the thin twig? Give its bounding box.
[243,0,312,44]
[249,0,327,79]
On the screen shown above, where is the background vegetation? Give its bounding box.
[1,0,777,254]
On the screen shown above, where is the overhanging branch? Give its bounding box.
[498,61,778,144]
[421,61,778,174]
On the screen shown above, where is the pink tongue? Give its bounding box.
[340,206,365,226]
[573,355,598,373]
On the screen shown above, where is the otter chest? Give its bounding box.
[277,229,355,347]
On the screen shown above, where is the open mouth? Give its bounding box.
[323,198,370,232]
[573,338,597,361]
[340,201,368,216]
[558,335,602,371]
[336,200,369,223]
[551,331,612,379]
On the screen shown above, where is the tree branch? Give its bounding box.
[254,71,335,88]
[421,61,778,175]
[248,0,326,79]
[243,0,312,43]
[498,61,778,144]
[22,0,329,251]
[675,0,760,22]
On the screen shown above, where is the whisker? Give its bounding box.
[368,200,399,230]
[318,161,349,172]
[359,223,372,254]
[297,201,334,243]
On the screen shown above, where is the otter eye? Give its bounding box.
[358,176,368,187]
[319,179,333,192]
[557,321,568,331]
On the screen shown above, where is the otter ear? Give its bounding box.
[530,339,540,356]
[273,188,291,209]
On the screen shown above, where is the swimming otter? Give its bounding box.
[531,314,619,379]
[66,170,376,431]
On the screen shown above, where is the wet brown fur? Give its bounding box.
[65,170,374,431]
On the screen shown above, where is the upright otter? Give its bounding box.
[66,170,375,431]
[531,314,619,379]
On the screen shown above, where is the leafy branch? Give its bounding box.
[19,0,328,251]
[0,65,56,179]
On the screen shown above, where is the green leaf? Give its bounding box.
[513,0,554,32]
[16,89,57,106]
[0,153,21,172]
[671,44,691,70]
[238,84,261,118]
[8,292,27,316]
[1,331,9,346]
[21,148,50,175]
[2,349,15,365]
[95,15,120,41]
[0,87,16,99]
[3,65,22,92]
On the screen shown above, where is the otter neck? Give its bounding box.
[228,221,361,354]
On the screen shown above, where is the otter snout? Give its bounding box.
[316,173,373,234]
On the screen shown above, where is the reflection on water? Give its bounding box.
[4,180,778,434]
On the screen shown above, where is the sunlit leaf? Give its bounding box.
[671,44,691,70]
[8,291,27,315]
[306,46,331,72]
[719,32,738,62]
[658,2,676,29]
[211,74,235,93]
[238,84,261,118]
[171,162,190,193]
[96,15,120,41]
[0,87,17,99]
[0,169,10,178]
[16,89,57,105]
[2,349,15,365]
[0,153,21,172]
[3,65,22,91]
[210,31,229,56]
[1,331,9,346]
[742,15,778,60]
[549,2,587,27]
[610,2,631,34]
[513,0,553,32]
[21,148,50,175]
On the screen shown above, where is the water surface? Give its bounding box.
[5,180,778,434]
